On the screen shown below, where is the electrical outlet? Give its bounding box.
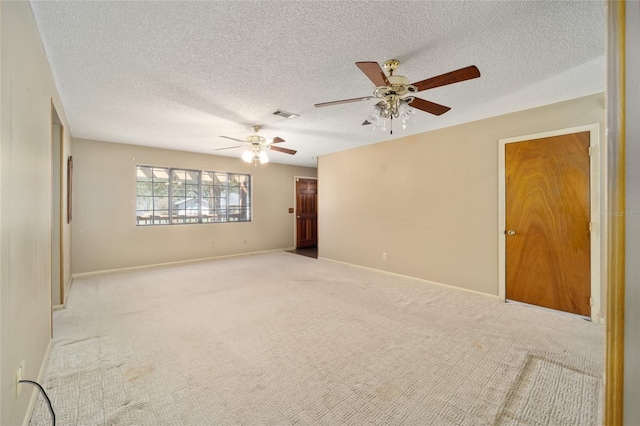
[382,252,387,260]
[16,361,24,397]
[210,241,215,248]
[244,239,247,244]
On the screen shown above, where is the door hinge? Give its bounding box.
[589,222,593,232]
[588,147,592,156]
[590,297,593,307]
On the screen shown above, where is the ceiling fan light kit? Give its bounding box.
[315,59,481,135]
[242,148,269,165]
[367,98,416,132]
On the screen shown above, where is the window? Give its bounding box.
[136,166,251,226]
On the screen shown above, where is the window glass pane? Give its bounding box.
[153,210,170,225]
[214,173,227,185]
[172,185,186,198]
[152,169,169,179]
[171,169,200,224]
[137,166,152,180]
[137,166,153,196]
[212,172,229,222]
[187,170,199,184]
[202,171,214,222]
[136,166,169,226]
[228,173,251,221]
[228,186,240,221]
[153,196,169,210]
[137,196,152,212]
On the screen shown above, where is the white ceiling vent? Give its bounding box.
[272,110,300,119]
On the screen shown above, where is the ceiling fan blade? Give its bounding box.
[411,65,481,92]
[219,135,247,144]
[269,145,297,155]
[215,145,245,151]
[409,97,451,116]
[356,61,390,86]
[314,96,374,108]
[362,120,371,126]
[271,137,285,143]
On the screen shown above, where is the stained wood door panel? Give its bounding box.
[505,132,591,316]
[296,179,317,249]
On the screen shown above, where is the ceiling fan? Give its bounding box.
[216,125,297,165]
[314,60,481,133]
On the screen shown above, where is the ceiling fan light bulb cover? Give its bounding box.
[367,106,381,124]
[399,100,414,119]
[373,117,389,132]
[241,150,253,163]
[259,151,269,164]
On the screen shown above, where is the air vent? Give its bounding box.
[272,110,300,119]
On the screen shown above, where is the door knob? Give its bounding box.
[507,230,516,236]
[297,216,300,219]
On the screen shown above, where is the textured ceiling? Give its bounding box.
[30,1,606,168]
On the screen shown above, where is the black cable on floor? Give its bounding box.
[20,380,56,426]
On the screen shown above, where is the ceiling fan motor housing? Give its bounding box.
[374,75,417,100]
[246,134,266,145]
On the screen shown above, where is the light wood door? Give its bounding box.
[505,131,591,316]
[296,178,317,249]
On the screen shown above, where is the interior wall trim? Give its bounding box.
[605,1,626,424]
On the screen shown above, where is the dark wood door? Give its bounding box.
[505,131,591,316]
[296,178,317,249]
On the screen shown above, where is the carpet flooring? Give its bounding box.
[29,251,603,425]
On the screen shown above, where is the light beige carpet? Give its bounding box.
[29,252,603,425]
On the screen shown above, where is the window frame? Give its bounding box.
[136,165,252,226]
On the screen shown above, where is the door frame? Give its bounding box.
[293,176,318,249]
[498,124,601,322]
[51,102,65,311]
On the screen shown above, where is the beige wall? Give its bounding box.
[71,139,316,274]
[319,93,605,303]
[0,2,73,425]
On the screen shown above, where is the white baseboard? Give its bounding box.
[72,248,293,279]
[62,276,73,306]
[22,339,54,426]
[505,299,598,322]
[318,257,501,301]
